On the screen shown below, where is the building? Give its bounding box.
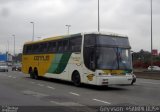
[152,49,158,56]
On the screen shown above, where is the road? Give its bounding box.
[0,70,160,112]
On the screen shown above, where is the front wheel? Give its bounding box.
[131,75,136,85]
[72,72,81,87]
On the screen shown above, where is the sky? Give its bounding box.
[0,0,160,54]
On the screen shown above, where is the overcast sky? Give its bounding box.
[0,0,160,54]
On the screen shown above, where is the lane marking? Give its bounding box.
[37,84,44,87]
[22,90,48,98]
[50,101,84,106]
[141,82,160,85]
[69,92,80,96]
[93,99,111,105]
[8,76,12,78]
[30,81,36,84]
[46,86,55,90]
[12,77,16,79]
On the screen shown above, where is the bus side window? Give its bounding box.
[43,43,47,53]
[47,42,57,53]
[38,43,47,53]
[23,45,27,54]
[57,41,63,52]
[26,45,32,54]
[39,43,44,53]
[33,44,39,53]
[70,36,82,52]
[48,42,52,52]
[52,42,57,52]
[63,40,69,52]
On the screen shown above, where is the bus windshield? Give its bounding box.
[96,47,132,70]
[96,47,118,69]
[96,35,130,48]
[84,34,132,70]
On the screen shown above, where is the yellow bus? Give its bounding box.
[22,32,136,86]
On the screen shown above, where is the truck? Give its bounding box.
[0,53,13,66]
[0,54,7,61]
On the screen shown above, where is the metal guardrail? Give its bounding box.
[134,72,160,80]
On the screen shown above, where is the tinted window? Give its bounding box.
[97,35,130,48]
[23,35,82,54]
[63,40,69,52]
[57,41,63,52]
[96,47,118,69]
[84,34,130,48]
[43,43,47,52]
[26,45,32,54]
[32,44,39,53]
[84,34,96,47]
[23,45,27,54]
[39,43,45,53]
[83,47,95,71]
[70,36,82,52]
[48,42,57,52]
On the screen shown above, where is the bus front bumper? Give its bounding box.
[96,75,134,85]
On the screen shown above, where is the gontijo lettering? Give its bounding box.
[34,55,49,61]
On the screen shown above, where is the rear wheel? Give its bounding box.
[29,68,34,79]
[34,68,39,80]
[72,71,81,86]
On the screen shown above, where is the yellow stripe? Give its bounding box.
[103,70,125,75]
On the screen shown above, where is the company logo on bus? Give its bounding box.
[87,74,94,81]
[34,55,50,61]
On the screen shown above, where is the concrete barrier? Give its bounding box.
[134,72,160,80]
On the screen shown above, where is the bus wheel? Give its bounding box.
[29,67,34,79]
[34,68,39,80]
[72,71,81,87]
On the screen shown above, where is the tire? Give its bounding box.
[72,71,81,86]
[131,75,136,85]
[29,68,34,79]
[131,78,136,85]
[34,69,39,80]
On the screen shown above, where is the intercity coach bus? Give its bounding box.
[22,32,136,86]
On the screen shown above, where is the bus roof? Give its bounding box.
[82,32,128,38]
[24,32,128,45]
[24,33,81,45]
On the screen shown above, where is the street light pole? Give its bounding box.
[12,35,15,56]
[65,25,71,35]
[98,0,100,32]
[7,40,9,53]
[30,22,35,41]
[150,0,153,70]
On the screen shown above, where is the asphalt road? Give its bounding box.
[0,70,160,112]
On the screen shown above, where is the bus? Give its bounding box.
[22,32,136,86]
